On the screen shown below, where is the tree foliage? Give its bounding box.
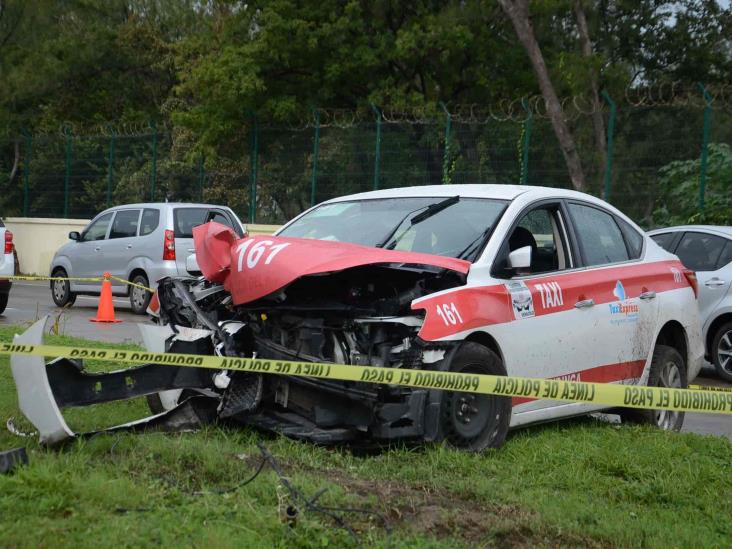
[0,0,730,221]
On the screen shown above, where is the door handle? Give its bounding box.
[575,299,595,309]
[705,278,726,288]
[126,244,133,249]
[639,291,656,300]
[94,247,101,252]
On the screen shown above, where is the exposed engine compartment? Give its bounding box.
[152,263,466,444]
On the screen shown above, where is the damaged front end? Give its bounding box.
[10,223,494,447]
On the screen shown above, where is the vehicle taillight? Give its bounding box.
[163,229,176,260]
[683,269,699,298]
[4,230,13,255]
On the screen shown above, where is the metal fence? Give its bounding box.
[2,92,730,227]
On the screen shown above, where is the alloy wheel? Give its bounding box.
[717,330,732,375]
[654,360,682,430]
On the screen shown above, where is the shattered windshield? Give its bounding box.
[278,197,507,260]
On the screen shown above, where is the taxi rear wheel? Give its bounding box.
[438,342,511,451]
[620,344,686,431]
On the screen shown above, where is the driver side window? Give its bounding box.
[82,212,113,241]
[495,205,570,277]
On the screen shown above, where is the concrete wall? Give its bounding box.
[4,217,280,276]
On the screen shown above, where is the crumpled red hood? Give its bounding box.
[193,221,470,305]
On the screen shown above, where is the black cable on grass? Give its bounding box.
[104,440,392,547]
[256,442,393,549]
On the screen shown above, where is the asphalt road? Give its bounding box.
[1,280,730,441]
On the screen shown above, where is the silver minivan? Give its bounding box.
[49,203,246,314]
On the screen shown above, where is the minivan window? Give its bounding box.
[109,209,140,239]
[567,203,629,266]
[210,211,235,230]
[83,212,113,241]
[174,208,208,238]
[139,208,160,236]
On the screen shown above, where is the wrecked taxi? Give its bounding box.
[11,184,704,450]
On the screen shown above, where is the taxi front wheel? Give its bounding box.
[619,344,686,431]
[438,342,511,451]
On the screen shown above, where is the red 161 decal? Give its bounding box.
[236,239,291,271]
[435,302,463,326]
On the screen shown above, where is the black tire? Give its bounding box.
[129,273,152,315]
[620,344,687,431]
[0,293,8,314]
[50,268,76,308]
[438,342,511,451]
[711,322,732,383]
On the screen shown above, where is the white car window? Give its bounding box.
[675,232,727,272]
[717,241,732,270]
[568,203,629,266]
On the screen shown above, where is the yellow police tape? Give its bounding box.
[3,341,732,415]
[689,384,732,393]
[0,274,155,292]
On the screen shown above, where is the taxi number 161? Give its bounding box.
[435,302,463,326]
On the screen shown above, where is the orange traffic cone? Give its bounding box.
[90,272,122,323]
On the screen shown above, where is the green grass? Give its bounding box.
[0,325,730,547]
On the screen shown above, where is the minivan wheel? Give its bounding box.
[129,274,152,315]
[51,269,76,308]
[711,322,732,382]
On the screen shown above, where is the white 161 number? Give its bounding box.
[435,302,463,326]
[236,239,290,271]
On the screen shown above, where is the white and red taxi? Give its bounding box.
[265,184,703,442]
[11,184,704,450]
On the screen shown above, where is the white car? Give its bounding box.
[648,225,732,382]
[11,185,704,449]
[0,219,15,314]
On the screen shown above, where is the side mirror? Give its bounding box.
[69,231,80,241]
[507,245,532,270]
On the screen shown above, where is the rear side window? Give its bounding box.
[651,232,676,251]
[718,241,732,270]
[109,209,140,239]
[139,208,160,236]
[675,232,727,271]
[174,208,208,238]
[210,210,235,230]
[617,218,643,259]
[567,203,629,266]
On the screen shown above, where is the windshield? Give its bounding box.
[278,197,507,260]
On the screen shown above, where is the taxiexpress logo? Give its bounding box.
[608,281,639,324]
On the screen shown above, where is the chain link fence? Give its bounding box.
[1,95,729,227]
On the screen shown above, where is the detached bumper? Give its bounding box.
[9,318,217,445]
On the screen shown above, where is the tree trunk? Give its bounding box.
[498,0,587,191]
[8,140,19,184]
[573,0,606,185]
